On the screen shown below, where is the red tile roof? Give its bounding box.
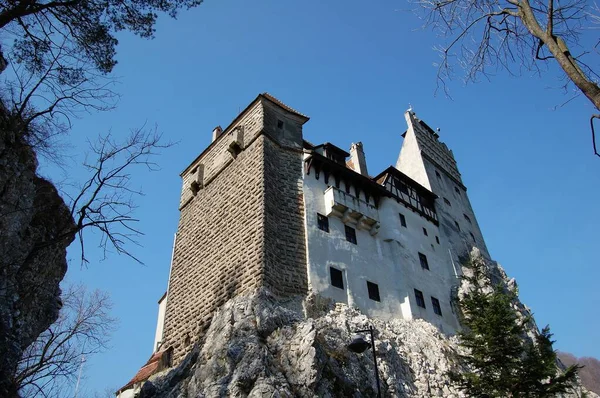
[118,350,167,392]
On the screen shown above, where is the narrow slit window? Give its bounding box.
[464,214,472,224]
[317,213,329,232]
[435,170,442,179]
[419,252,429,270]
[435,236,440,244]
[415,289,426,308]
[277,119,284,129]
[345,225,357,245]
[399,213,407,228]
[454,221,461,232]
[330,267,344,289]
[469,232,476,241]
[422,227,428,236]
[444,197,451,207]
[367,281,381,302]
[431,297,442,316]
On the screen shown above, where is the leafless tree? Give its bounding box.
[12,284,117,398]
[61,125,172,264]
[414,0,600,156]
[1,40,118,162]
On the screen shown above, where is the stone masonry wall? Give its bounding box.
[263,137,307,296]
[163,96,310,365]
[179,101,264,209]
[164,134,266,364]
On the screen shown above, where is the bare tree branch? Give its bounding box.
[414,0,600,154]
[13,284,117,398]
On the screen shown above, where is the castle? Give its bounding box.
[117,93,490,396]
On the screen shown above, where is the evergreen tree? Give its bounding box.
[451,256,580,397]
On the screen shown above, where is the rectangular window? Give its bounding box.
[414,289,426,308]
[469,232,476,241]
[330,267,344,289]
[399,213,407,227]
[431,297,442,316]
[277,119,284,129]
[422,227,428,236]
[464,214,472,224]
[345,225,357,244]
[435,236,440,244]
[367,281,381,302]
[435,170,441,179]
[317,213,329,232]
[454,186,460,195]
[418,252,429,270]
[443,197,451,206]
[454,221,461,232]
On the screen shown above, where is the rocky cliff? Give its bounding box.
[0,112,75,396]
[137,253,594,398]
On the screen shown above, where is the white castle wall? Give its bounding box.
[302,160,460,334]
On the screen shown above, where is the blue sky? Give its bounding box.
[48,0,600,394]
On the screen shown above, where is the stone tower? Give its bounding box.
[161,94,310,364]
[396,110,490,260]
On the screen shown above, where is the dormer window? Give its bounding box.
[321,143,349,165]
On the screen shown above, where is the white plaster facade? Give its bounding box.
[302,110,489,334]
[153,293,167,353]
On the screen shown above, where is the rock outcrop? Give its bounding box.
[0,113,75,396]
[137,251,595,397]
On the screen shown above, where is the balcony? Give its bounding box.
[324,186,380,235]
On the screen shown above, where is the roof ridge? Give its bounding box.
[261,92,310,120]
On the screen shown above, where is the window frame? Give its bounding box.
[399,213,407,228]
[330,267,344,289]
[454,220,461,231]
[345,225,357,245]
[418,252,430,270]
[431,297,442,316]
[414,289,426,308]
[367,281,381,302]
[317,213,329,232]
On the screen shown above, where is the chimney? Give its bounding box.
[211,126,223,142]
[349,142,368,176]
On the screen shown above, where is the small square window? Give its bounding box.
[435,236,440,244]
[399,213,407,228]
[443,197,451,206]
[367,281,380,302]
[431,297,442,316]
[422,227,428,236]
[469,232,476,241]
[414,289,426,308]
[330,267,344,289]
[345,225,357,244]
[454,221,461,232]
[418,252,429,270]
[277,119,284,129]
[435,170,441,179]
[464,214,472,224]
[317,213,329,232]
